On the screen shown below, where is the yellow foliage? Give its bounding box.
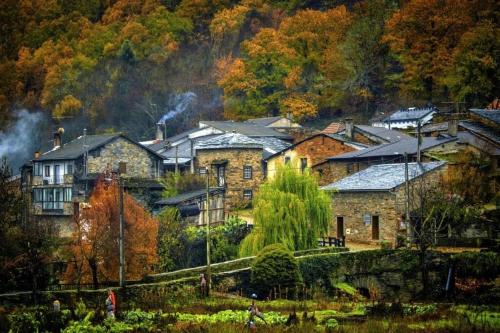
[53,95,82,119]
[210,5,250,39]
[280,95,317,121]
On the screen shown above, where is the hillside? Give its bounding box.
[0,0,498,143]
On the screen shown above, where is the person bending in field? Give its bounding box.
[247,294,266,330]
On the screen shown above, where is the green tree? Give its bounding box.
[443,21,500,107]
[250,244,302,298]
[240,165,331,256]
[157,208,186,272]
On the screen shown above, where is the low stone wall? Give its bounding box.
[1,249,496,308]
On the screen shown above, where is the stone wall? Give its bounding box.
[196,148,263,210]
[267,135,356,180]
[331,191,401,244]
[87,137,159,179]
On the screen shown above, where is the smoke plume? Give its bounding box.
[158,92,197,124]
[0,110,46,172]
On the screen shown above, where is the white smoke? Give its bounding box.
[0,110,45,172]
[158,92,197,124]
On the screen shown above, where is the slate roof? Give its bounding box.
[322,161,446,192]
[252,137,292,159]
[354,125,412,142]
[322,122,345,134]
[246,116,283,126]
[156,188,223,206]
[328,136,456,161]
[200,121,293,139]
[459,120,500,145]
[470,109,500,125]
[195,132,263,150]
[419,122,449,133]
[384,107,435,122]
[37,133,165,161]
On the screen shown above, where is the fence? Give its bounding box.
[318,236,345,247]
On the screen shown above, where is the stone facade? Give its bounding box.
[316,140,457,186]
[329,166,446,246]
[87,137,161,178]
[267,134,357,180]
[196,148,263,210]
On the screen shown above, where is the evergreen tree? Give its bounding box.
[240,165,331,256]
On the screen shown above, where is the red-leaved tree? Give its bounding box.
[63,177,158,289]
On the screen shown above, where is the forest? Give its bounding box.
[0,0,498,141]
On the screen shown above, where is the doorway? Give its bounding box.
[336,216,344,239]
[372,215,379,240]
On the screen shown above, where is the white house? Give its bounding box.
[374,107,436,129]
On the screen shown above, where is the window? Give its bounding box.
[34,163,42,176]
[44,165,50,177]
[33,189,43,202]
[66,164,73,174]
[216,166,225,187]
[198,167,207,175]
[243,189,253,200]
[243,166,252,179]
[300,158,308,173]
[284,156,291,164]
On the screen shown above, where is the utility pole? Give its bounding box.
[416,121,422,163]
[118,162,126,288]
[205,168,211,295]
[404,153,411,247]
[175,145,179,174]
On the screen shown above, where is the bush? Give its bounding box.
[250,244,302,298]
[452,251,499,278]
[8,312,40,333]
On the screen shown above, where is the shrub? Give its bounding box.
[8,312,40,333]
[452,251,499,278]
[250,244,302,298]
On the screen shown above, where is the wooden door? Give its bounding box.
[372,215,379,240]
[336,216,344,238]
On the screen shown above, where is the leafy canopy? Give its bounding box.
[240,165,331,256]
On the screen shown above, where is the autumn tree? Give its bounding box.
[218,6,352,121]
[383,0,498,105]
[63,178,158,288]
[239,165,331,256]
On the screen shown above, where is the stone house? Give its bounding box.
[312,136,456,185]
[322,162,446,245]
[142,120,292,173]
[264,133,366,180]
[338,119,411,145]
[24,131,164,236]
[194,133,266,210]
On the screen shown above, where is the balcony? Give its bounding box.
[33,174,74,186]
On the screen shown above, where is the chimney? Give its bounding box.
[156,123,164,141]
[448,118,458,137]
[345,118,354,140]
[53,127,64,148]
[34,151,41,159]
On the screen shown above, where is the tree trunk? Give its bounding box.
[88,258,99,290]
[419,248,429,298]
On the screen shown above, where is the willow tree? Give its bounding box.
[240,165,332,256]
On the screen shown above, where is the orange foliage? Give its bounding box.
[63,178,158,285]
[383,0,477,99]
